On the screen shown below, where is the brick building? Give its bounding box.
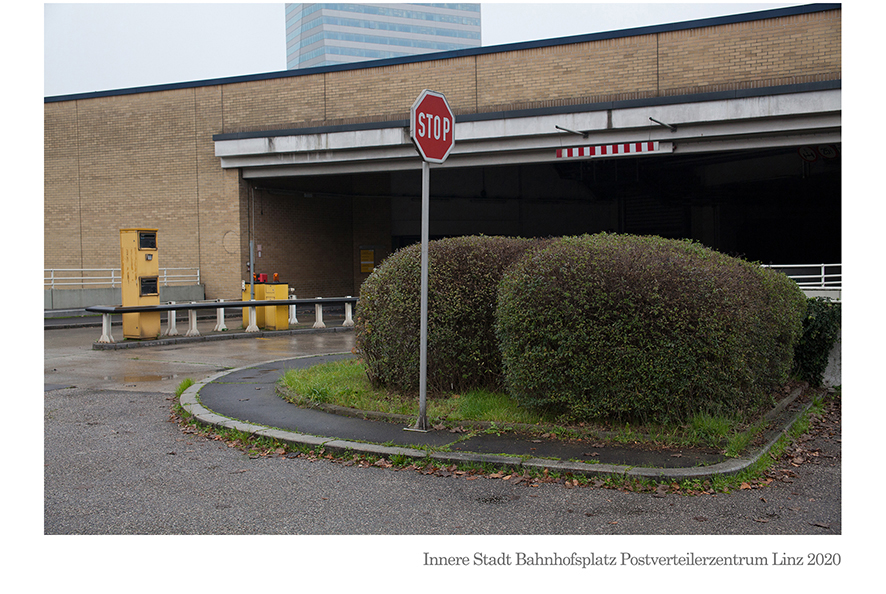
[44,4,841,303]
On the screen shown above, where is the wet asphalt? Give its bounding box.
[44,317,843,541]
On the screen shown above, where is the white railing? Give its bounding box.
[85,296,357,344]
[44,268,200,289]
[762,263,841,288]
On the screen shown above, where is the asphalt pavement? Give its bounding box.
[44,316,843,539]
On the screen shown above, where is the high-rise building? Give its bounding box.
[285,3,482,70]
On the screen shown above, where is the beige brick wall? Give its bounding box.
[44,101,83,270]
[247,189,354,298]
[658,10,842,94]
[477,34,659,111]
[195,85,243,298]
[44,8,840,301]
[44,87,241,298]
[221,75,327,133]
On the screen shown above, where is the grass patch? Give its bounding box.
[278,358,554,426]
[278,359,812,457]
[279,359,419,417]
[453,389,549,425]
[175,378,195,398]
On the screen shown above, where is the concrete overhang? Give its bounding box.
[214,87,840,178]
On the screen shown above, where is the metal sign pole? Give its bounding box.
[416,160,430,431]
[407,89,453,433]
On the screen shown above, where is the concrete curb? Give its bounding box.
[179,359,815,482]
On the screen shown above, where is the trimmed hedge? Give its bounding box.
[355,236,541,395]
[793,297,841,386]
[495,233,807,423]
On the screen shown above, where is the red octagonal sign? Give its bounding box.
[410,89,455,163]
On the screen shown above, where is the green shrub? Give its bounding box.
[792,297,841,386]
[495,233,807,424]
[355,236,541,395]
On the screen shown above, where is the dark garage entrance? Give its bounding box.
[381,144,841,264]
[250,143,840,296]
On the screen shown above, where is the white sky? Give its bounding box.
[44,2,801,97]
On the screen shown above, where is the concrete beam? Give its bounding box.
[217,89,840,176]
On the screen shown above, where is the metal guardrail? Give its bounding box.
[761,263,841,288]
[85,296,358,344]
[45,268,201,289]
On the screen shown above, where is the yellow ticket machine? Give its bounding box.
[120,228,161,339]
[263,282,289,331]
[241,280,289,330]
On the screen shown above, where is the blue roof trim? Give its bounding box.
[45,4,840,103]
[211,79,841,142]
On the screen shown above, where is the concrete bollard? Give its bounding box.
[313,299,326,329]
[164,301,180,336]
[289,293,298,325]
[186,302,200,336]
[98,312,115,343]
[213,299,227,332]
[246,305,260,332]
[343,297,354,327]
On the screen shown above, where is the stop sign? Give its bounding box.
[410,89,455,163]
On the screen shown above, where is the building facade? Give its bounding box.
[285,3,481,69]
[45,5,841,306]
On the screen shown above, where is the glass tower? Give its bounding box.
[286,3,482,69]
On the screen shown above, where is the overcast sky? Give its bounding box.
[44,3,800,97]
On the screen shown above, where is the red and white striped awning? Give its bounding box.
[556,141,662,159]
